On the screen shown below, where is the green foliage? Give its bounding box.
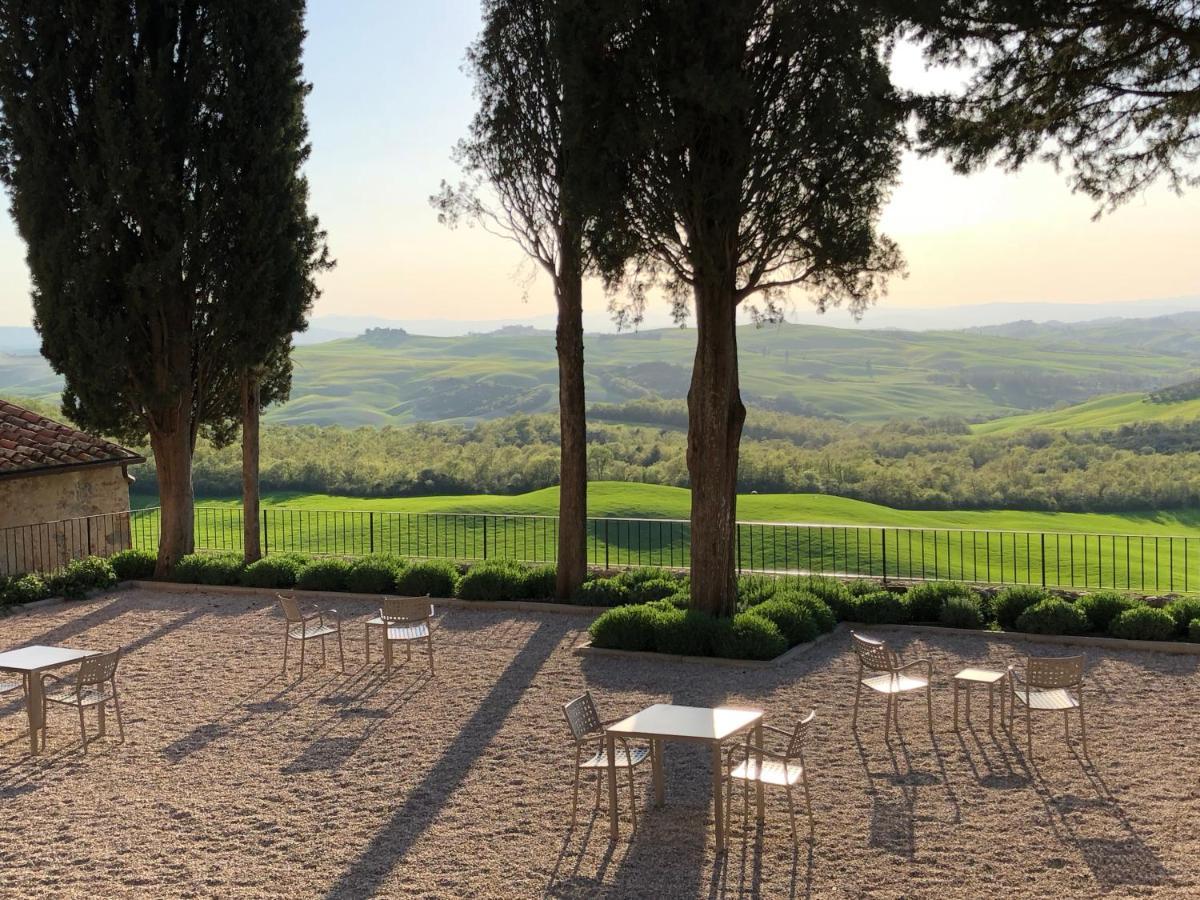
[751,598,820,646]
[905,582,974,623]
[50,556,118,600]
[572,578,628,607]
[1189,619,1200,642]
[1015,599,1089,635]
[774,590,837,633]
[296,558,352,592]
[846,590,910,625]
[589,604,666,652]
[654,608,722,656]
[994,586,1050,629]
[737,575,780,607]
[713,613,788,661]
[240,554,307,589]
[795,576,853,620]
[345,555,406,594]
[522,565,558,600]
[1109,606,1177,642]
[455,560,535,602]
[622,575,683,605]
[1165,597,1200,636]
[109,549,157,581]
[847,579,883,597]
[939,594,983,630]
[4,573,50,606]
[394,560,459,598]
[172,553,245,586]
[1076,590,1140,633]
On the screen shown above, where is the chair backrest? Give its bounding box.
[380,595,433,621]
[1025,655,1084,690]
[851,631,895,672]
[79,649,121,685]
[278,594,302,622]
[785,709,816,759]
[563,692,602,744]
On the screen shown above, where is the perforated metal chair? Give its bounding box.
[378,596,435,674]
[40,649,124,752]
[725,710,816,844]
[562,692,651,828]
[851,631,933,738]
[1007,655,1087,761]
[278,594,345,679]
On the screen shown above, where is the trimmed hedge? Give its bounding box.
[4,573,50,606]
[109,549,157,581]
[714,612,787,661]
[846,590,909,625]
[394,560,459,598]
[1015,598,1089,635]
[777,590,837,633]
[1076,590,1140,633]
[752,598,819,646]
[939,594,983,630]
[1109,606,1176,641]
[296,558,352,592]
[345,555,406,594]
[456,560,538,602]
[797,576,853,620]
[994,585,1050,629]
[50,556,118,600]
[240,554,307,589]
[1165,597,1200,637]
[1190,619,1200,642]
[906,581,976,623]
[173,553,244,586]
[654,608,722,656]
[589,603,666,652]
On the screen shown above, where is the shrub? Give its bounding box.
[846,590,910,625]
[456,559,531,602]
[939,594,983,630]
[713,612,788,661]
[1014,598,1089,635]
[52,556,118,600]
[775,590,837,633]
[905,582,974,623]
[654,608,722,656]
[344,555,405,594]
[1165,597,1200,636]
[1109,606,1176,641]
[796,576,853,620]
[589,603,667,652]
[1076,590,1140,633]
[847,579,882,597]
[737,575,780,608]
[751,597,820,646]
[394,559,459,597]
[624,576,683,604]
[171,553,244,586]
[109,548,157,581]
[572,578,630,607]
[296,558,352,592]
[4,573,50,606]
[1189,619,1200,642]
[521,565,557,600]
[993,585,1050,629]
[240,554,307,589]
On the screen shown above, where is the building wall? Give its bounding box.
[0,465,133,575]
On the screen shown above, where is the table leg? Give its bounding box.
[27,672,44,756]
[364,623,370,665]
[988,683,995,734]
[652,738,664,807]
[965,682,971,722]
[712,741,725,853]
[97,699,106,738]
[952,680,959,731]
[607,733,619,842]
[754,723,765,823]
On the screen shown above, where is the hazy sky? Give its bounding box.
[0,0,1195,329]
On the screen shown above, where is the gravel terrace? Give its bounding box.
[0,587,1197,899]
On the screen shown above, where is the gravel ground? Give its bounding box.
[0,588,1197,899]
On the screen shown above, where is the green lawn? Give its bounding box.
[129,483,1200,593]
[973,392,1200,435]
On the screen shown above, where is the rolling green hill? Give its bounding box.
[5,318,1197,426]
[973,392,1200,435]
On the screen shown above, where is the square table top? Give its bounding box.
[606,703,763,743]
[0,645,98,674]
[954,667,1006,684]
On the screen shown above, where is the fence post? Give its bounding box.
[736,523,743,574]
[85,516,92,557]
[262,509,269,556]
[881,529,887,584]
[483,517,488,560]
[369,512,375,554]
[1040,533,1046,586]
[604,519,610,570]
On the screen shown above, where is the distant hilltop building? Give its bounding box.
[0,399,143,574]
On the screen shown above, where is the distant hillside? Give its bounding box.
[965,311,1200,357]
[1,318,1197,426]
[973,391,1200,435]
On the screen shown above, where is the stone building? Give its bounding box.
[0,400,144,574]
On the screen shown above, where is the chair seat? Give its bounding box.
[1012,687,1078,710]
[729,757,804,786]
[579,745,650,769]
[862,673,928,694]
[44,683,113,707]
[386,623,430,641]
[0,679,22,696]
[289,622,339,640]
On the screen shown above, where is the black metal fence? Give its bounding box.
[5,505,1197,593]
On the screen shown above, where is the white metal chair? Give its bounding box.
[278,594,345,679]
[1007,654,1088,761]
[562,692,651,828]
[725,709,816,845]
[379,596,435,675]
[40,648,124,752]
[851,631,933,738]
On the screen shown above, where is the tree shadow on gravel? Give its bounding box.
[321,617,566,899]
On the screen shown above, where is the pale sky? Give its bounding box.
[0,0,1195,328]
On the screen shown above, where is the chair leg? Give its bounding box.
[321,633,327,667]
[594,766,603,808]
[111,682,125,743]
[926,684,934,732]
[802,770,815,838]
[884,694,894,741]
[626,760,638,830]
[852,681,862,728]
[1026,704,1033,761]
[571,765,582,828]
[282,631,290,675]
[1079,705,1089,760]
[786,784,798,846]
[1064,709,1070,741]
[299,636,307,681]
[337,627,345,674]
[78,702,88,753]
[427,633,435,675]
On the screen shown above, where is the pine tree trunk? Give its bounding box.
[150,415,195,578]
[242,372,262,563]
[687,277,744,617]
[555,244,588,600]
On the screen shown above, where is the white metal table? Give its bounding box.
[952,667,1007,733]
[604,703,764,852]
[0,645,99,756]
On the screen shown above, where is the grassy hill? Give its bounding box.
[974,392,1200,435]
[5,318,1197,426]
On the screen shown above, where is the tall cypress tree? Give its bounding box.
[0,0,328,573]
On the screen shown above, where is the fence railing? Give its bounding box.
[0,509,144,577]
[108,506,1200,594]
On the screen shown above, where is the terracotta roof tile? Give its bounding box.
[0,400,143,476]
